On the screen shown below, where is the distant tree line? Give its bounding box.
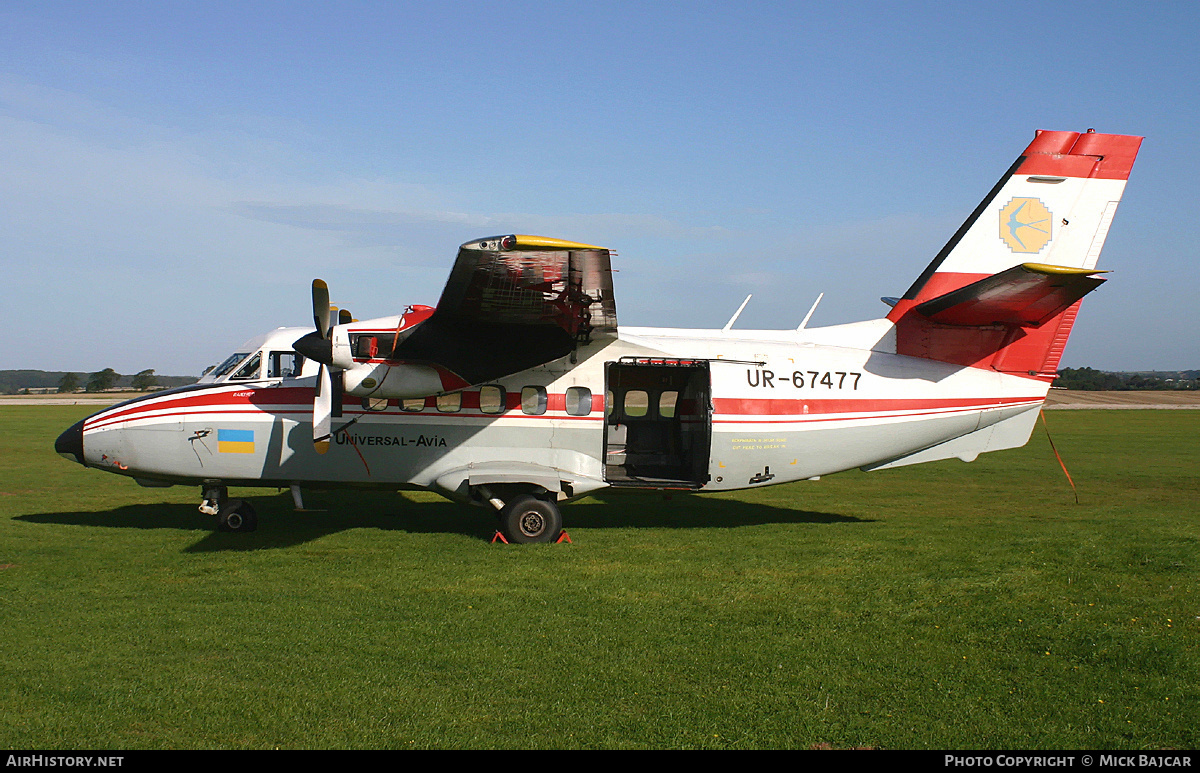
[73,368,157,393]
[0,369,189,395]
[56,372,80,393]
[1055,367,1200,391]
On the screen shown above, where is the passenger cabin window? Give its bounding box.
[362,397,390,412]
[401,398,425,412]
[658,391,678,418]
[566,386,592,416]
[229,352,262,380]
[211,352,250,379]
[436,393,461,413]
[479,385,505,414]
[268,352,303,379]
[623,390,649,418]
[521,386,547,415]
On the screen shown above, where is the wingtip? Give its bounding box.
[1021,262,1110,276]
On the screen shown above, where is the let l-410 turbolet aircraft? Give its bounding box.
[56,129,1142,542]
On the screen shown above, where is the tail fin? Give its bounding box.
[887,130,1142,380]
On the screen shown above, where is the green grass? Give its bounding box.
[2,406,1197,749]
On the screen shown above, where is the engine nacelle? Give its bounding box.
[341,362,446,399]
[329,325,354,370]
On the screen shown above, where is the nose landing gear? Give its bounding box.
[199,484,259,533]
[217,500,258,533]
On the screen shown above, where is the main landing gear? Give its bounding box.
[478,487,564,544]
[500,495,563,544]
[199,484,259,533]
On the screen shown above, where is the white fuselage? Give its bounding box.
[69,313,1049,504]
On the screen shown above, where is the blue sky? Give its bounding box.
[2,1,1196,375]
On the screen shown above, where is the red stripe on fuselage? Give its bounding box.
[711,395,1040,416]
[85,386,1043,434]
[84,386,313,430]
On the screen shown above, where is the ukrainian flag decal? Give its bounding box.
[217,429,255,454]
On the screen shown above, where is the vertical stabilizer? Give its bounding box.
[887,130,1142,379]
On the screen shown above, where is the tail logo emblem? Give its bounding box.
[999,197,1053,253]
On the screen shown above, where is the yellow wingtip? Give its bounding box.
[1021,262,1110,276]
[512,235,606,251]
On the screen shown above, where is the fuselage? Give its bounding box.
[56,313,1049,504]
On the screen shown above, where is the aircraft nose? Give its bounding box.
[55,419,86,466]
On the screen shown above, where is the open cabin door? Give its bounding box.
[604,359,711,488]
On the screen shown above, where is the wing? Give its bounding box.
[914,262,1107,327]
[391,235,618,386]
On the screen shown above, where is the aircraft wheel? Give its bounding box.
[217,500,258,533]
[500,495,562,544]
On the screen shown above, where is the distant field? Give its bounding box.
[1045,390,1200,408]
[1,406,1197,749]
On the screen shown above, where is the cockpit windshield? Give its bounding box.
[229,352,263,380]
[210,352,251,379]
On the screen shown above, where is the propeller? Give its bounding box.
[312,279,331,335]
[293,279,344,454]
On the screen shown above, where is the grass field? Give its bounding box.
[2,406,1197,749]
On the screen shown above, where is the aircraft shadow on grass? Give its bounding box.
[18,491,867,552]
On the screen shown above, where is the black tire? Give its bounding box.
[216,500,258,533]
[500,495,562,544]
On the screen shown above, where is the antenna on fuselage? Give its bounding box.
[723,294,752,332]
[797,292,824,330]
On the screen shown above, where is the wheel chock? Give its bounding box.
[490,530,573,544]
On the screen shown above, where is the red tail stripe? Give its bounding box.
[1016,131,1142,181]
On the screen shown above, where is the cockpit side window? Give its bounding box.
[268,352,303,379]
[230,352,263,380]
[211,352,251,379]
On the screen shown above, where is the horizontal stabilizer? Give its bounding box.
[914,263,1107,327]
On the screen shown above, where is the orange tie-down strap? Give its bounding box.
[1040,410,1079,505]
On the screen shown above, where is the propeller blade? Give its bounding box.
[312,279,331,339]
[307,279,345,454]
[314,364,332,454]
[339,308,352,325]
